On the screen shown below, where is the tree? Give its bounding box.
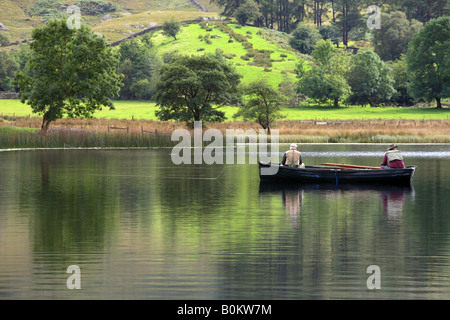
[162,19,181,40]
[334,0,364,47]
[234,0,260,26]
[289,23,321,54]
[347,50,396,107]
[406,16,449,109]
[155,53,242,126]
[117,37,161,100]
[0,51,19,91]
[297,39,352,107]
[233,78,285,134]
[388,55,416,106]
[372,11,422,61]
[14,18,123,133]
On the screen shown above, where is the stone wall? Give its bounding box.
[0,91,19,99]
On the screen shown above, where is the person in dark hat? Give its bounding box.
[380,144,405,169]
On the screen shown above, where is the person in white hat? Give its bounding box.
[281,143,304,168]
[380,144,405,169]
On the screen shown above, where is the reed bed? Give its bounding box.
[0,116,449,149]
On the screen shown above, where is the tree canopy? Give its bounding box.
[297,39,352,107]
[14,18,123,132]
[372,11,422,61]
[155,53,242,126]
[406,16,450,108]
[162,19,181,40]
[289,23,321,54]
[117,37,161,100]
[233,78,285,134]
[347,50,396,107]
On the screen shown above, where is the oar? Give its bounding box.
[321,163,380,170]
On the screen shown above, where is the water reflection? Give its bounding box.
[282,188,304,227]
[259,181,415,224]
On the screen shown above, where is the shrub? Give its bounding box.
[224,53,236,59]
[0,33,10,47]
[75,0,120,15]
[31,0,63,19]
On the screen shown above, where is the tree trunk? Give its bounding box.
[40,117,51,134]
[436,97,442,109]
[331,0,335,23]
[334,98,339,108]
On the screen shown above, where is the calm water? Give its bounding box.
[0,144,449,300]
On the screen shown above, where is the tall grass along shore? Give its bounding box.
[0,115,448,149]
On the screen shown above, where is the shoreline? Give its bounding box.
[1,118,449,148]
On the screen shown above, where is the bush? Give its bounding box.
[75,0,120,15]
[289,23,321,54]
[224,53,236,59]
[31,0,64,19]
[0,33,10,47]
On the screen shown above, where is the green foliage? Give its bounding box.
[233,78,285,133]
[317,24,340,43]
[75,0,120,15]
[117,38,162,100]
[0,51,19,91]
[347,50,396,107]
[234,0,260,26]
[406,16,450,108]
[155,53,242,126]
[0,33,10,47]
[14,18,123,132]
[297,40,352,108]
[289,23,321,55]
[388,55,416,106]
[31,0,64,19]
[372,11,422,62]
[162,19,181,40]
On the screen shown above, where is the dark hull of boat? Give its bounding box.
[258,162,416,185]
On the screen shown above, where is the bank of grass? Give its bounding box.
[0,126,175,149]
[1,115,449,149]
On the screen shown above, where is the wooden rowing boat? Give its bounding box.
[258,161,417,185]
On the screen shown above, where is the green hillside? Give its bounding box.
[150,22,302,87]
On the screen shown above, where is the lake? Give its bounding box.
[0,144,449,300]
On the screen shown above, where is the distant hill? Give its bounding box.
[0,0,220,44]
[0,0,304,87]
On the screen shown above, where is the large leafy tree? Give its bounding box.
[155,53,242,126]
[406,16,449,109]
[297,39,352,107]
[372,11,422,62]
[14,18,123,133]
[347,50,396,107]
[233,78,285,134]
[117,37,161,100]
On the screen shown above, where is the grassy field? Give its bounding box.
[2,99,449,121]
